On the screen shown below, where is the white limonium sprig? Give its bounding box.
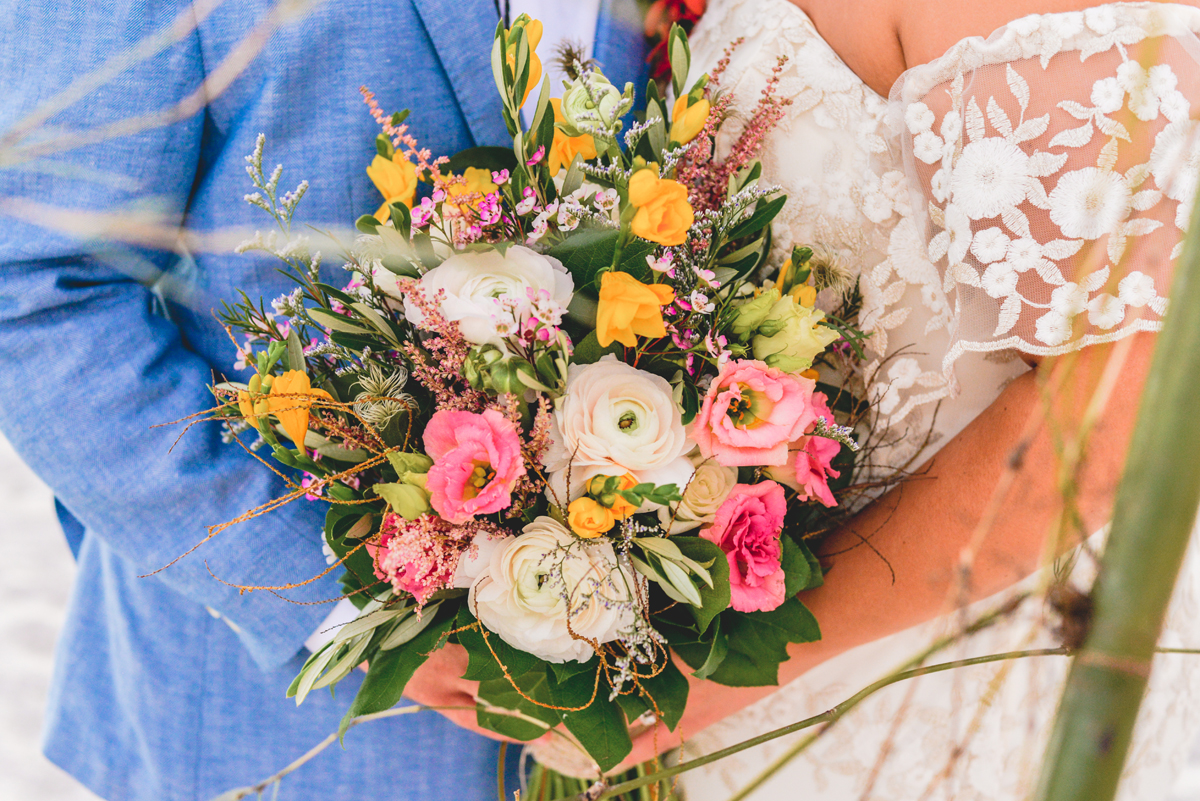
[812,416,861,452]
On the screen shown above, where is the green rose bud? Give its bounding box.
[729,289,780,339]
[560,73,624,132]
[751,296,842,373]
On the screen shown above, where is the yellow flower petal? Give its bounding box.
[268,370,332,448]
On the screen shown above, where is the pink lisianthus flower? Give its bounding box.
[766,393,842,507]
[691,360,817,467]
[701,481,788,613]
[424,409,526,524]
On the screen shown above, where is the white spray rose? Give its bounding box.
[468,517,636,663]
[543,355,694,504]
[656,451,739,534]
[400,245,573,346]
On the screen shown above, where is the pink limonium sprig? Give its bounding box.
[397,280,488,413]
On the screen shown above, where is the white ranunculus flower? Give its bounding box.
[401,246,573,346]
[452,531,507,589]
[656,451,739,534]
[468,517,636,663]
[544,355,694,504]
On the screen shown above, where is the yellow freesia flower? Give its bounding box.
[628,168,694,246]
[444,167,498,216]
[670,95,710,145]
[366,153,418,222]
[237,373,274,425]
[596,270,675,348]
[268,370,332,448]
[505,15,543,108]
[548,97,598,176]
[568,496,615,538]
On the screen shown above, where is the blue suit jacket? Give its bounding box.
[0,2,646,799]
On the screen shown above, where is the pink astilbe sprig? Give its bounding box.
[675,46,792,214]
[396,279,488,413]
[360,86,449,184]
[370,514,503,606]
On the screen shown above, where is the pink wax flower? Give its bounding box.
[692,359,817,467]
[702,481,788,613]
[424,408,526,524]
[369,513,461,605]
[767,392,842,507]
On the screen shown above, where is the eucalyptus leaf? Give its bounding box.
[338,602,456,740]
[379,602,442,650]
[310,308,374,336]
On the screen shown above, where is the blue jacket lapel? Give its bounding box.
[410,0,511,147]
[592,0,650,101]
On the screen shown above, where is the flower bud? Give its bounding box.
[568,497,616,538]
[560,73,623,132]
[751,296,842,373]
[729,289,780,338]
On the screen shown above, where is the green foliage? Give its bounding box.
[338,602,456,739]
[476,666,560,741]
[672,536,731,634]
[547,662,633,773]
[446,146,518,176]
[572,330,622,365]
[547,228,653,293]
[455,607,540,681]
[705,599,821,686]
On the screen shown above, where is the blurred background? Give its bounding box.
[3,428,1200,801]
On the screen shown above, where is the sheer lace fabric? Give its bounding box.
[893,2,1200,372]
[665,2,1200,799]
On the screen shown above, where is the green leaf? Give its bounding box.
[356,214,381,234]
[338,602,456,739]
[572,330,621,365]
[385,451,433,475]
[550,656,599,684]
[547,664,632,773]
[547,229,655,293]
[780,535,813,597]
[447,146,518,176]
[547,229,618,290]
[725,194,787,243]
[456,607,540,681]
[633,657,690,731]
[309,308,374,336]
[679,380,699,425]
[671,537,731,634]
[659,614,730,680]
[477,666,561,741]
[702,598,822,687]
[284,327,306,372]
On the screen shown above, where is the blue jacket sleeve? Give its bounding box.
[0,0,343,670]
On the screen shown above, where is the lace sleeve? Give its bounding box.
[890,2,1200,365]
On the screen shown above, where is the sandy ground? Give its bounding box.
[2,431,1199,801]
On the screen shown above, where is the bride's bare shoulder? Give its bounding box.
[789,0,1200,97]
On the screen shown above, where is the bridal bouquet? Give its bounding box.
[211,20,867,772]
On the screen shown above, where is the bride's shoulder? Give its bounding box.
[790,0,1200,97]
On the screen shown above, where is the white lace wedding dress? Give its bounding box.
[676,2,1200,799]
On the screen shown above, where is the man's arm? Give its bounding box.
[0,0,341,670]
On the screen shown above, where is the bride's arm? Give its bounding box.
[623,0,1200,765]
[622,329,1152,764]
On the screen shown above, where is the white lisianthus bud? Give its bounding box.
[468,517,637,662]
[656,452,739,534]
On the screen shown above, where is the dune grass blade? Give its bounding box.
[1031,191,1200,801]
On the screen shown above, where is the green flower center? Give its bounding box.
[463,461,496,499]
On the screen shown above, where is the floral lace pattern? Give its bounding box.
[673,2,1200,799]
[893,2,1200,370]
